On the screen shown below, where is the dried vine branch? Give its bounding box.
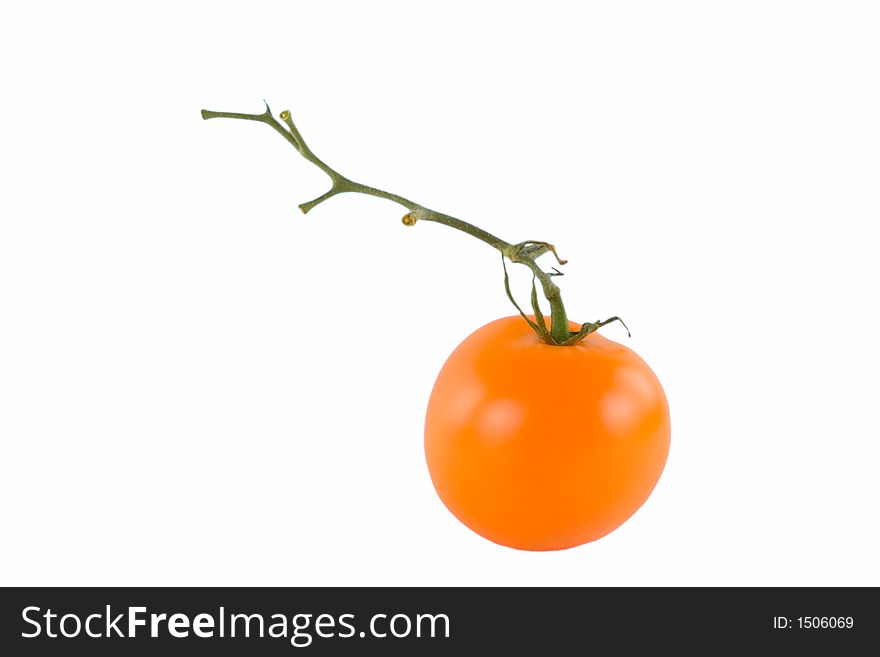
[201,102,627,344]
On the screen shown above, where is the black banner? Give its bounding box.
[0,587,874,654]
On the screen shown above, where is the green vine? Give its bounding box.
[201,102,628,345]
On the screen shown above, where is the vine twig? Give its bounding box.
[201,102,622,345]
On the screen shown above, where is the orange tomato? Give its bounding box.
[424,316,670,551]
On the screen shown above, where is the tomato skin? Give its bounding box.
[424,316,670,551]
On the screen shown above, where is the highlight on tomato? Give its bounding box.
[201,102,670,550]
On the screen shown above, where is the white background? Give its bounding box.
[1,1,878,586]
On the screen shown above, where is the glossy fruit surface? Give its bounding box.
[424,316,670,551]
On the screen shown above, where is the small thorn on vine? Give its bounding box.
[549,267,564,277]
[402,213,417,226]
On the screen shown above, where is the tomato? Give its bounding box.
[203,102,670,548]
[424,316,670,551]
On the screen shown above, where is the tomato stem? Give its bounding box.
[201,103,618,345]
